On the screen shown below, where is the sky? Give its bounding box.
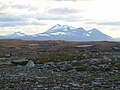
[0,0,120,38]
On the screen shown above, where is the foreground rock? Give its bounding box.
[25,60,35,68]
[0,58,120,90]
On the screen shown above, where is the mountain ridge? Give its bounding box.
[0,24,113,41]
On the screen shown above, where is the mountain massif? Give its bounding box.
[0,24,112,41]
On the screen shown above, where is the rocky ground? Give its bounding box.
[0,57,120,90]
[0,40,120,90]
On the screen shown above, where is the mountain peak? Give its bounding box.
[55,24,61,27]
[88,28,101,34]
[77,27,84,30]
[11,32,26,36]
[46,24,76,33]
[53,24,75,29]
[4,32,26,38]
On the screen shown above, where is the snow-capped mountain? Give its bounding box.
[4,32,27,39]
[0,24,113,41]
[46,24,75,33]
[87,28,112,41]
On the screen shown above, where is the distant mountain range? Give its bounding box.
[0,24,114,41]
[115,38,120,41]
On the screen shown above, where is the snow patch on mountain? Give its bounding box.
[51,32,67,35]
[38,34,50,36]
[88,31,92,34]
[86,34,90,36]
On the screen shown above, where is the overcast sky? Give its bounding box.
[0,0,120,38]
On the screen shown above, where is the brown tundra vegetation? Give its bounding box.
[0,39,120,90]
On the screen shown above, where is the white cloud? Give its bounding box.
[48,7,81,15]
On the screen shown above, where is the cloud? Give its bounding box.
[0,21,26,27]
[12,5,29,9]
[37,15,83,22]
[0,14,47,27]
[0,21,47,27]
[0,14,25,22]
[0,0,89,28]
[44,0,93,1]
[97,22,120,26]
[0,3,8,12]
[48,8,81,15]
[11,4,38,11]
[52,0,79,1]
[86,21,120,26]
